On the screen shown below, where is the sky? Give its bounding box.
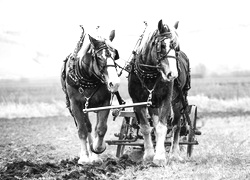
[0,0,250,79]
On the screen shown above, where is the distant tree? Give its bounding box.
[19,77,30,83]
[192,63,207,78]
[231,70,250,77]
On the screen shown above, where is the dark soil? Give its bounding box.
[0,116,143,180]
[0,154,141,180]
[1,112,246,179]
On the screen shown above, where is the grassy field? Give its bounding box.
[0,109,249,179]
[1,76,250,103]
[189,76,250,99]
[0,76,250,118]
[1,76,250,179]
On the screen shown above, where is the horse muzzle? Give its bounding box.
[105,62,120,92]
[161,70,177,82]
[107,81,120,92]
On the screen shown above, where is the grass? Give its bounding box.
[189,76,250,99]
[0,76,250,119]
[1,77,250,179]
[0,78,64,104]
[1,113,249,179]
[120,116,250,180]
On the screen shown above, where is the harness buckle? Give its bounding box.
[83,97,90,113]
[79,87,84,94]
[147,89,153,105]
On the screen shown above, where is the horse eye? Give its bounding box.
[96,54,103,61]
[99,56,105,61]
[105,50,111,57]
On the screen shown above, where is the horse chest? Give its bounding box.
[129,71,173,105]
[78,87,111,108]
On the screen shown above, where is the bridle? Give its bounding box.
[91,42,118,83]
[70,41,118,91]
[78,41,119,111]
[138,30,178,70]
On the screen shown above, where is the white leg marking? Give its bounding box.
[169,125,184,162]
[87,133,102,163]
[153,122,167,166]
[140,124,154,162]
[78,138,90,164]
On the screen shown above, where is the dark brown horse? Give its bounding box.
[171,50,191,161]
[61,28,120,164]
[128,19,183,166]
[162,21,191,162]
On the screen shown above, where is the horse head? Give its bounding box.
[88,30,120,92]
[141,19,180,82]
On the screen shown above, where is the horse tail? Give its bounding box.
[61,55,73,113]
[61,54,71,82]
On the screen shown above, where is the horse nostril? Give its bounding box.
[109,82,113,87]
[167,72,172,79]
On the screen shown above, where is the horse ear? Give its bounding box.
[109,30,115,42]
[158,19,164,33]
[158,19,169,33]
[174,21,179,29]
[88,35,98,48]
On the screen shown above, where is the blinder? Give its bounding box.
[155,36,169,64]
[155,30,179,64]
[90,41,118,82]
[139,30,179,71]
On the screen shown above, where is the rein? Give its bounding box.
[118,21,148,76]
[68,28,118,100]
[138,49,177,69]
[134,55,161,105]
[132,28,179,106]
[82,83,102,113]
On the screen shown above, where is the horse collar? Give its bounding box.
[134,55,160,80]
[68,57,103,91]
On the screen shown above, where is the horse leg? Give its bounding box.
[153,121,167,166]
[86,131,102,163]
[70,101,91,164]
[135,106,154,162]
[149,104,170,166]
[169,104,184,162]
[90,110,109,156]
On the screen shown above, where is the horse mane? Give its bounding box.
[137,28,158,60]
[167,25,180,50]
[137,23,180,56]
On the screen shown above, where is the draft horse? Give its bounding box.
[128,19,182,166]
[61,28,120,164]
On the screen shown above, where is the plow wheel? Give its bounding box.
[116,117,130,158]
[187,105,198,157]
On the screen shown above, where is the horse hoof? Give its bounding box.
[78,157,90,165]
[143,148,155,162]
[90,143,106,154]
[168,154,184,163]
[153,152,167,166]
[143,154,154,162]
[89,153,103,163]
[153,158,167,167]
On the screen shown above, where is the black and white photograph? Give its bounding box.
[0,0,249,179]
